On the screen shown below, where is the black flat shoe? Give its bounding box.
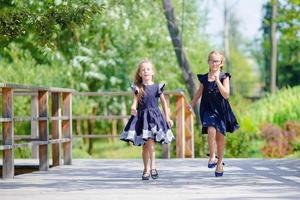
[142,172,150,180]
[150,169,159,179]
[215,166,224,177]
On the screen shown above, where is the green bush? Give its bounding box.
[226,86,300,158]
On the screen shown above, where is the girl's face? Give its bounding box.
[139,62,154,82]
[208,54,223,72]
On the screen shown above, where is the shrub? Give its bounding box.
[260,122,298,158]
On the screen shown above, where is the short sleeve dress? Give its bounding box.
[120,83,175,146]
[197,73,239,135]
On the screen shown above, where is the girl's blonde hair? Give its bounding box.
[134,59,155,102]
[208,50,225,71]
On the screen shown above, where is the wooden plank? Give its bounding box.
[175,96,185,158]
[0,91,37,96]
[73,90,185,97]
[51,116,70,120]
[0,145,13,150]
[74,91,132,96]
[14,143,33,148]
[111,119,117,143]
[62,92,72,165]
[74,134,120,138]
[0,83,74,93]
[2,88,14,179]
[184,145,193,158]
[0,118,12,122]
[51,92,62,166]
[72,115,130,120]
[31,95,39,159]
[121,96,127,127]
[185,112,194,158]
[49,138,71,144]
[38,91,49,171]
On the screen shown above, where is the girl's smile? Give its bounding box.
[139,62,154,83]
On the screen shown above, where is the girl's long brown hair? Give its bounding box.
[134,59,154,102]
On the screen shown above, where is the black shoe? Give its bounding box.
[142,172,150,180]
[206,154,225,166]
[215,164,224,177]
[150,169,159,179]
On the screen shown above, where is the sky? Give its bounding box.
[200,0,267,46]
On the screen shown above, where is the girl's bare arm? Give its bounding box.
[189,84,203,108]
[215,77,230,99]
[160,93,173,127]
[130,95,138,115]
[160,93,170,120]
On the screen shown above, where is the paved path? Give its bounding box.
[1,159,300,200]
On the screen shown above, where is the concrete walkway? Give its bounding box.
[1,159,300,200]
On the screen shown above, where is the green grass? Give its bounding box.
[91,139,142,159]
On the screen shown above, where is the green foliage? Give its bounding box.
[88,139,142,159]
[0,42,70,86]
[260,0,300,90]
[226,86,300,157]
[0,0,104,48]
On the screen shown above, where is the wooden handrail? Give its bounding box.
[1,83,73,179]
[0,83,74,93]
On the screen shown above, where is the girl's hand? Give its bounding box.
[187,104,193,111]
[167,119,174,128]
[131,108,137,116]
[213,71,220,81]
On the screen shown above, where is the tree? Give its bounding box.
[270,0,277,93]
[162,0,196,98]
[0,0,104,55]
[261,0,300,90]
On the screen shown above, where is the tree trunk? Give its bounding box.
[87,106,97,155]
[270,0,277,93]
[223,0,230,74]
[162,0,196,98]
[163,0,205,157]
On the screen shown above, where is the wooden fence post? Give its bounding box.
[176,95,185,158]
[38,90,49,171]
[2,88,14,178]
[185,111,194,158]
[31,95,39,159]
[52,92,62,166]
[62,92,72,165]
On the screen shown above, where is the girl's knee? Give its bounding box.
[216,132,225,139]
[207,126,216,133]
[143,143,149,150]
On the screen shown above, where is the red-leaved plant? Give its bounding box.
[260,121,298,158]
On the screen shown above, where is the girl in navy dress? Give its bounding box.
[120,59,175,180]
[189,51,239,177]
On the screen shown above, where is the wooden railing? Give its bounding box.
[1,83,194,179]
[0,83,73,179]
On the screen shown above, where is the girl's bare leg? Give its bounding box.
[148,139,156,170]
[216,131,225,172]
[207,126,217,163]
[142,141,150,173]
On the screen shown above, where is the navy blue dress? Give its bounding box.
[198,73,239,135]
[120,83,175,146]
